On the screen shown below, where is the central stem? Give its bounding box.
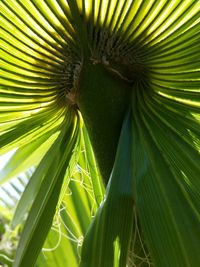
[78,60,132,184]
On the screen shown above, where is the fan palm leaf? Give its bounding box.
[0,1,200,267]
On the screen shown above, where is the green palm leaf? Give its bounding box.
[0,1,200,266]
[37,137,104,267]
[0,173,30,267]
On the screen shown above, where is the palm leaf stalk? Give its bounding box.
[0,1,200,266]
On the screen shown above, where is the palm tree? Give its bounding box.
[0,1,200,266]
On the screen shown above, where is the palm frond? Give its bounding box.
[36,126,104,267]
[0,1,200,267]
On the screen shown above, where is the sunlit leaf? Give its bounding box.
[0,1,200,267]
